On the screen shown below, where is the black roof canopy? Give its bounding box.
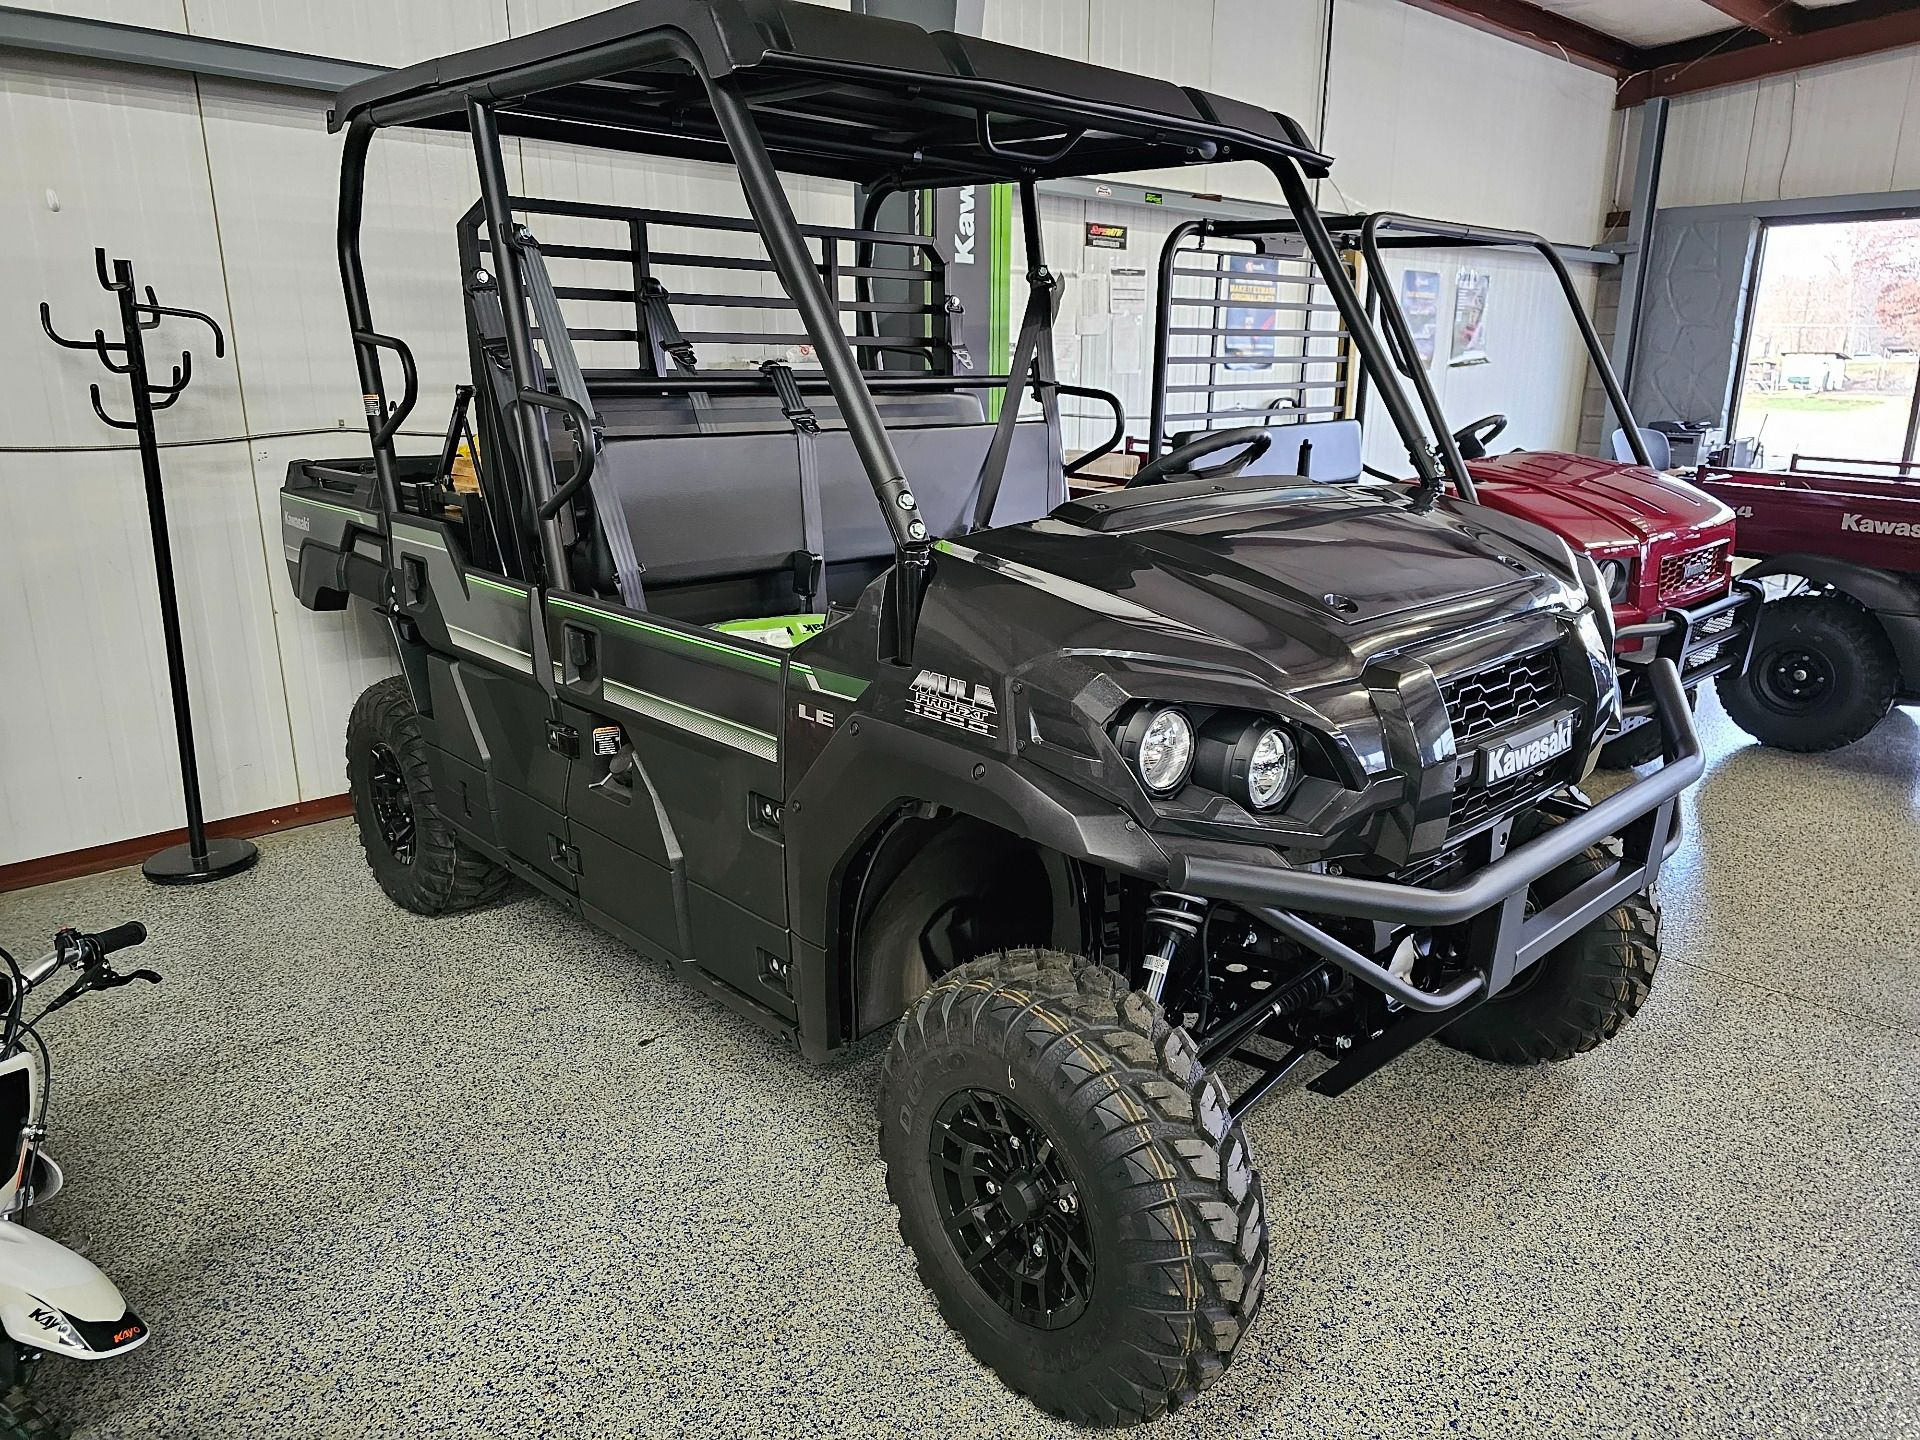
[330,0,1331,187]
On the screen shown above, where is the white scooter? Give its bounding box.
[0,922,157,1437]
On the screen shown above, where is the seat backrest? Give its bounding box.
[1613,426,1671,469]
[581,389,1059,590]
[1171,418,1364,483]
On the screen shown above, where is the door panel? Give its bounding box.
[548,592,790,1001]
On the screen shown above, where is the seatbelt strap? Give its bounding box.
[642,277,713,433]
[760,359,825,607]
[514,225,647,610]
[642,278,698,374]
[969,270,1056,533]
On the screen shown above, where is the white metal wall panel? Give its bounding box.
[1653,43,1920,208]
[1322,0,1614,239]
[196,81,480,438]
[182,0,509,69]
[981,0,1088,59]
[0,56,244,451]
[3,0,187,27]
[0,442,296,866]
[1360,252,1603,472]
[1207,0,1328,205]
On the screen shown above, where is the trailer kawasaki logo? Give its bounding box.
[909,669,998,737]
[953,185,976,264]
[1841,512,1920,538]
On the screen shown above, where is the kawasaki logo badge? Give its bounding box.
[953,185,976,264]
[908,669,997,737]
[1479,711,1576,782]
[1841,512,1920,537]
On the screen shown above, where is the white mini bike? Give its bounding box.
[0,922,156,1436]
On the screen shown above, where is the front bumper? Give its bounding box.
[1615,579,1761,720]
[1164,658,1702,1094]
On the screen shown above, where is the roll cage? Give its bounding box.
[329,0,1455,664]
[1147,211,1659,500]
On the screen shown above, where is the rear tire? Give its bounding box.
[1717,594,1897,752]
[345,676,509,915]
[880,949,1266,1427]
[1441,832,1660,1065]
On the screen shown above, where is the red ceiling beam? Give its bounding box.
[1695,0,1804,41]
[1619,2,1920,105]
[1395,0,1637,75]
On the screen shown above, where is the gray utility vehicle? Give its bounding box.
[281,0,1704,1424]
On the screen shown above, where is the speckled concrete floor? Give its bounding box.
[4,694,1917,1440]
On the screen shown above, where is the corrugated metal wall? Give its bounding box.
[0,0,1621,866]
[1624,42,1920,211]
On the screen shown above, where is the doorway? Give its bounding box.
[1732,213,1920,474]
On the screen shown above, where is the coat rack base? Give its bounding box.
[143,836,259,885]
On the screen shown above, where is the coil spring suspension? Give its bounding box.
[1141,890,1208,1003]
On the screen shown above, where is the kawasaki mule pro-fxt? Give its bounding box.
[283,1,1703,1424]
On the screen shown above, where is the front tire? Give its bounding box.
[1598,687,1695,769]
[0,1386,66,1440]
[1441,833,1660,1065]
[1717,594,1897,752]
[345,676,509,915]
[880,949,1266,1427]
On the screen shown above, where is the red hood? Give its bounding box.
[1465,451,1733,551]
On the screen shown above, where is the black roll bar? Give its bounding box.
[1262,162,1452,495]
[467,98,573,590]
[1356,212,1654,475]
[336,121,402,533]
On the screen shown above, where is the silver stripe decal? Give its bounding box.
[935,539,1205,635]
[602,679,777,763]
[447,625,532,672]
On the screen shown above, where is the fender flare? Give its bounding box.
[782,715,1172,1053]
[1742,553,1920,691]
[0,1223,145,1359]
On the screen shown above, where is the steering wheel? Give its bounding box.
[1127,427,1274,488]
[1451,413,1509,461]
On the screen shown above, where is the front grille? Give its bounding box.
[1438,647,1560,745]
[1658,542,1728,601]
[1682,609,1737,674]
[1449,765,1551,835]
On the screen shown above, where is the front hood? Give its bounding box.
[971,480,1571,683]
[1466,451,1732,550]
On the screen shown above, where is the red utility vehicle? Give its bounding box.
[1147,212,1757,768]
[1691,456,1920,750]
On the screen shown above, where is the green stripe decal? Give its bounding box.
[285,492,376,524]
[987,182,1013,421]
[549,596,782,671]
[469,574,527,599]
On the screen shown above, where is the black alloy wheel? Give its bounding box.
[1754,644,1832,711]
[366,742,416,864]
[929,1088,1093,1330]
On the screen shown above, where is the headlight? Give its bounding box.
[1194,716,1299,810]
[1598,558,1631,602]
[1120,706,1194,794]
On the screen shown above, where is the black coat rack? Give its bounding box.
[40,249,258,885]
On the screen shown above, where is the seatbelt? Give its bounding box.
[513,225,647,610]
[761,360,826,608]
[642,278,715,434]
[970,269,1056,533]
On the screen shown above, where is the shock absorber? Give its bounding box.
[1141,890,1208,1003]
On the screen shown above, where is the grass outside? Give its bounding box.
[1736,389,1913,467]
